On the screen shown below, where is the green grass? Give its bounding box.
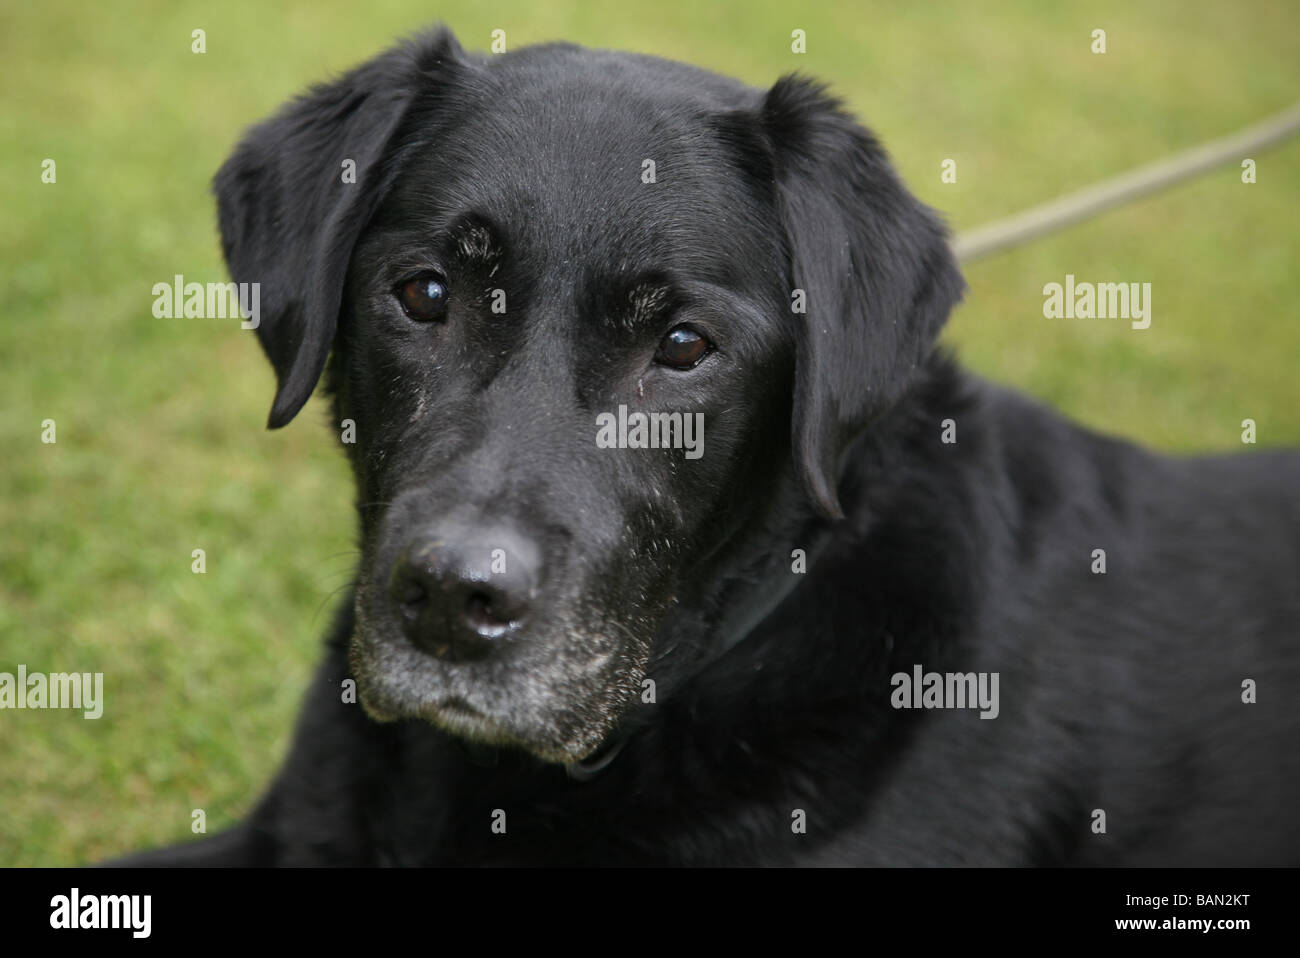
[1,0,1297,865]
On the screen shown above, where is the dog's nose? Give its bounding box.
[389,528,538,661]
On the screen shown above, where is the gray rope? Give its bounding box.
[952,101,1300,263]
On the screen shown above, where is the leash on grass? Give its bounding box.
[951,101,1300,263]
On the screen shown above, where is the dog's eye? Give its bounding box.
[655,326,711,369]
[395,274,448,321]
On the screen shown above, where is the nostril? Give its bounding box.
[464,591,513,639]
[392,569,428,614]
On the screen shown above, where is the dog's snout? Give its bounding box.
[389,528,538,661]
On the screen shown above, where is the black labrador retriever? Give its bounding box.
[121,26,1300,866]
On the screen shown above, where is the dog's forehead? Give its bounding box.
[380,48,773,280]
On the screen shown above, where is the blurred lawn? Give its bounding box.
[1,0,1297,865]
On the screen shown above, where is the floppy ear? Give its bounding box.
[214,27,467,428]
[762,76,965,519]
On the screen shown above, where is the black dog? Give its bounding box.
[122,27,1299,865]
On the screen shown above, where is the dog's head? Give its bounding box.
[215,28,963,763]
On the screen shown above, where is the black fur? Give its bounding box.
[118,27,1300,866]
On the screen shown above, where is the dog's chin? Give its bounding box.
[359,693,546,761]
[350,639,633,764]
[359,689,615,764]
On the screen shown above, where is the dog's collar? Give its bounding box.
[564,736,626,781]
[562,569,805,783]
[459,736,625,780]
[561,553,812,783]
[715,562,806,657]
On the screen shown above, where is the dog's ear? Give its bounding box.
[762,76,965,519]
[214,27,467,428]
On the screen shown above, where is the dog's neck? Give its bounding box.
[717,351,986,652]
[598,354,996,761]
